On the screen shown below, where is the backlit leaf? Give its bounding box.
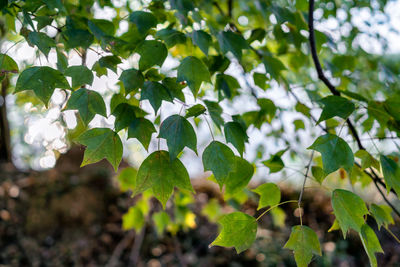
[224,121,248,156]
[133,150,194,208]
[127,118,156,150]
[210,212,257,253]
[331,189,369,237]
[64,65,94,89]
[177,56,211,97]
[284,225,321,267]
[140,81,173,113]
[380,155,400,196]
[159,115,197,160]
[359,224,383,267]
[77,128,123,171]
[308,134,354,175]
[136,40,168,71]
[252,183,281,210]
[317,96,355,123]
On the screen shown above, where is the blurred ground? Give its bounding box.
[0,147,400,267]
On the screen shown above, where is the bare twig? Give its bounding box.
[298,151,314,225]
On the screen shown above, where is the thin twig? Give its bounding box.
[298,151,314,225]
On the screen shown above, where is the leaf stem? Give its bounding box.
[256,200,298,221]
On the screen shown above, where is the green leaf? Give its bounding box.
[185,104,206,118]
[204,100,224,129]
[217,31,248,60]
[65,88,107,125]
[284,225,321,267]
[169,0,195,14]
[162,77,186,102]
[355,150,380,170]
[177,56,211,97]
[122,206,145,231]
[35,16,53,31]
[308,134,354,175]
[311,166,327,184]
[76,128,123,172]
[331,189,369,237]
[112,103,146,132]
[224,121,248,156]
[88,19,115,39]
[15,66,70,106]
[216,74,240,100]
[64,65,94,89]
[140,81,172,113]
[370,204,394,230]
[0,54,18,75]
[117,167,137,192]
[119,68,144,94]
[156,29,187,48]
[252,183,281,210]
[136,40,168,71]
[225,157,254,195]
[293,119,305,131]
[191,30,212,56]
[127,118,156,150]
[317,96,355,123]
[263,55,286,80]
[210,212,257,253]
[133,150,194,208]
[359,224,383,267]
[380,155,400,196]
[63,28,94,49]
[98,55,121,73]
[159,115,197,160]
[202,141,236,187]
[28,31,56,57]
[153,211,171,235]
[92,61,107,77]
[129,11,157,36]
[248,28,266,44]
[262,155,284,173]
[253,72,269,90]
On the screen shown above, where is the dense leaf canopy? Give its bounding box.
[1,0,400,265]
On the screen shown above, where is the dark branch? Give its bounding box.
[308,0,400,216]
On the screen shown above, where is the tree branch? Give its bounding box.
[308,0,400,216]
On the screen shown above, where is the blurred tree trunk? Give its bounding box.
[0,76,12,163]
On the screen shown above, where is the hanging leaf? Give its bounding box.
[308,134,354,175]
[370,204,394,230]
[191,30,212,56]
[317,96,355,123]
[112,103,147,132]
[162,77,186,102]
[253,72,269,90]
[153,211,171,235]
[136,40,168,71]
[359,224,383,267]
[117,167,137,192]
[133,150,194,208]
[98,55,121,73]
[217,31,248,60]
[216,74,240,100]
[380,155,400,196]
[159,115,197,160]
[210,212,257,253]
[224,121,248,156]
[129,11,158,36]
[127,118,156,150]
[76,128,123,171]
[64,65,94,89]
[284,225,321,267]
[28,31,56,57]
[355,150,380,170]
[119,68,144,94]
[225,157,254,195]
[204,100,224,129]
[0,54,18,75]
[331,189,369,237]
[15,66,70,106]
[252,183,281,210]
[311,166,327,184]
[65,88,107,125]
[177,56,211,98]
[122,206,145,231]
[156,29,187,48]
[140,81,173,113]
[185,104,206,118]
[203,141,236,188]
